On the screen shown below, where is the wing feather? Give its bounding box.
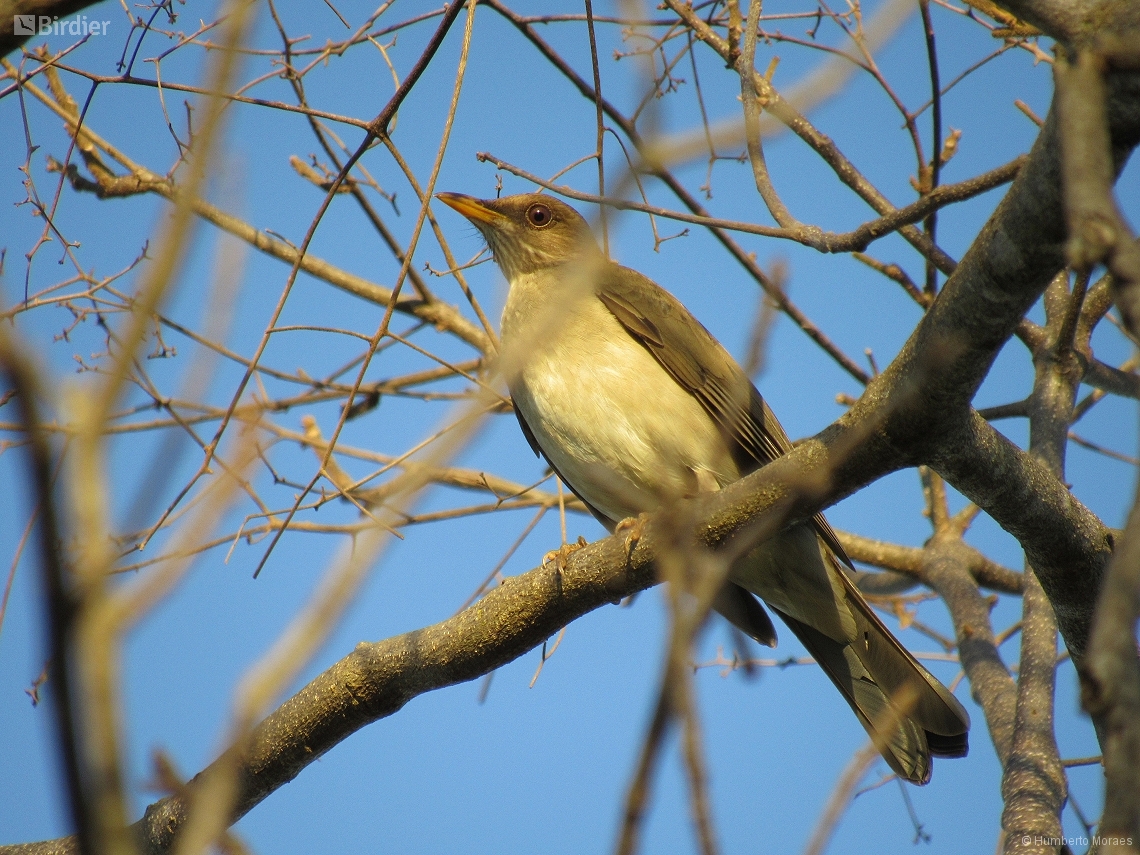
[598,266,853,567]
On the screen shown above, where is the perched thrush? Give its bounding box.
[437,191,969,784]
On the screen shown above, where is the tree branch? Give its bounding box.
[1080,485,1140,854]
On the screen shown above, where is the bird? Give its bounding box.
[436,190,969,784]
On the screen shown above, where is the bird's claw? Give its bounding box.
[542,535,588,572]
[615,513,650,560]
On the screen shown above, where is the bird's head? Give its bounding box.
[436,192,601,282]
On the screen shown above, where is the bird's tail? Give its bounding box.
[774,571,970,785]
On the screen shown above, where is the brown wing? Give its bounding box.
[597,266,851,567]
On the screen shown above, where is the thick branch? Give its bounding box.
[1001,279,1073,854]
[838,529,1024,594]
[991,0,1140,47]
[841,66,1140,661]
[922,533,1017,764]
[0,514,664,855]
[932,413,1110,661]
[1080,484,1140,853]
[0,330,1115,855]
[999,574,1067,852]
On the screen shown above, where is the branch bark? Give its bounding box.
[1081,488,1140,855]
[844,63,1140,661]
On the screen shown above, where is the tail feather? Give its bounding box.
[774,608,936,784]
[713,583,779,648]
[772,572,970,784]
[729,525,970,783]
[833,562,971,742]
[926,730,969,758]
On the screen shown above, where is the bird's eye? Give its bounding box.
[526,203,553,228]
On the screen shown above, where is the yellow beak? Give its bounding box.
[435,192,502,225]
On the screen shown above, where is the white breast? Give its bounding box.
[501,270,738,524]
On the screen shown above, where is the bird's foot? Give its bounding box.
[615,513,650,561]
[542,536,588,572]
